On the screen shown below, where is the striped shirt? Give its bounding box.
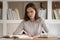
[13,18,48,37]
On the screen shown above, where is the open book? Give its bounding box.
[2,35,33,39]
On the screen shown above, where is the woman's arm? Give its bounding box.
[41,20,48,33]
[13,21,24,35]
[32,35,40,38]
[13,21,32,37]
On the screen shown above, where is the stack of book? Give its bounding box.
[7,8,20,20]
[38,9,47,19]
[52,9,60,19]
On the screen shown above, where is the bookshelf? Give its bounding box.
[0,0,59,39]
[0,0,3,38]
[7,1,47,20]
[52,2,60,20]
[52,1,60,38]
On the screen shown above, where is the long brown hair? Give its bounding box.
[24,3,39,21]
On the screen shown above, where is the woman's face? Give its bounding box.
[27,7,36,19]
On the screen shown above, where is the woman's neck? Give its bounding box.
[30,18,35,22]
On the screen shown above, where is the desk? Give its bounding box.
[0,37,60,40]
[33,38,60,40]
[14,37,60,40]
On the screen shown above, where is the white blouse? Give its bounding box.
[13,18,48,37]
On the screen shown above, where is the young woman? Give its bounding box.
[13,3,48,38]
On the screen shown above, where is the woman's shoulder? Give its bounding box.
[37,17,42,21]
[20,20,25,24]
[37,17,44,22]
[20,19,28,23]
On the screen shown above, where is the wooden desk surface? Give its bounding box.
[33,37,60,40]
[14,37,60,40]
[1,35,60,40]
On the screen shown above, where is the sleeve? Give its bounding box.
[13,21,24,35]
[41,19,48,33]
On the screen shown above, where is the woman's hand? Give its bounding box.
[25,33,31,37]
[33,35,40,38]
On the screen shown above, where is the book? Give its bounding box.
[12,10,16,20]
[38,9,46,19]
[54,9,60,19]
[7,8,14,20]
[2,35,33,39]
[7,8,20,20]
[14,8,20,20]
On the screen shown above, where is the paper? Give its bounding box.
[2,35,33,39]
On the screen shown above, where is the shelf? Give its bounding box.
[7,1,47,20]
[51,20,60,23]
[2,19,48,23]
[6,20,23,23]
[45,20,60,24]
[52,0,60,1]
[0,19,59,23]
[3,20,59,23]
[44,19,60,24]
[7,0,47,2]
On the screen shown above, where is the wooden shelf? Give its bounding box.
[7,0,47,1]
